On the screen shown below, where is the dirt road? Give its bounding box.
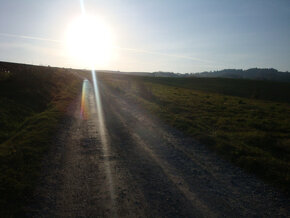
[28,79,289,217]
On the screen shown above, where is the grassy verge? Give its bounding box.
[100,73,290,193]
[0,62,82,216]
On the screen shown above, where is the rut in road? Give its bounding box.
[28,79,289,217]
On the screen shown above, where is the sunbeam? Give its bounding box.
[91,71,117,216]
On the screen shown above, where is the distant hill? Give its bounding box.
[120,68,290,83]
[193,68,290,82]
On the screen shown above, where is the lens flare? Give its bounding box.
[81,79,89,120]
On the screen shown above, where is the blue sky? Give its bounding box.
[0,0,289,72]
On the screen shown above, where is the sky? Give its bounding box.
[0,0,290,73]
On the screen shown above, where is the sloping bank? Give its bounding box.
[0,62,82,216]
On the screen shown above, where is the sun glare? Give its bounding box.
[66,15,114,68]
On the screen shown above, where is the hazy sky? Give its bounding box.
[0,0,290,73]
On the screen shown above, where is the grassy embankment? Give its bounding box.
[0,62,83,216]
[100,73,290,193]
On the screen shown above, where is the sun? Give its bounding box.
[66,15,114,69]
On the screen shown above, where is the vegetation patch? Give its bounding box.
[0,62,82,216]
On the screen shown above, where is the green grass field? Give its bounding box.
[0,62,82,216]
[100,73,290,193]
